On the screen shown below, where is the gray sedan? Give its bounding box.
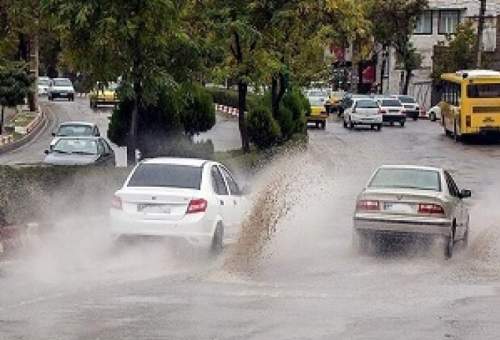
[43,136,115,167]
[353,165,471,258]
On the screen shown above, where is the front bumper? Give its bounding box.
[403,110,419,119]
[109,209,215,245]
[353,214,451,237]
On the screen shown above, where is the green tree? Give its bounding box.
[369,0,427,94]
[432,22,476,82]
[0,60,33,133]
[46,0,193,164]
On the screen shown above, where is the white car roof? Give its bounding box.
[59,121,96,127]
[141,157,210,167]
[378,164,442,172]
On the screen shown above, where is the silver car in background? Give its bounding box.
[353,165,471,258]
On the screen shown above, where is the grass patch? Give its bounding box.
[13,113,36,127]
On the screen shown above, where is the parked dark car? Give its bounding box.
[43,137,115,166]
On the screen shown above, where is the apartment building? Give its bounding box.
[380,0,500,109]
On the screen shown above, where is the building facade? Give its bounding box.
[380,0,500,109]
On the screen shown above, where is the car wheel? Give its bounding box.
[400,121,405,127]
[349,120,354,130]
[210,223,224,256]
[463,226,469,248]
[343,120,347,128]
[444,227,455,259]
[413,115,418,121]
[376,124,382,131]
[429,112,436,121]
[453,120,461,142]
[353,230,372,255]
[320,121,326,129]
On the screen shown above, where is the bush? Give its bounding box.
[247,104,281,150]
[280,88,308,136]
[108,81,215,158]
[181,83,216,135]
[206,87,259,111]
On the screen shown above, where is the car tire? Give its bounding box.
[413,115,418,121]
[400,121,405,127]
[343,120,347,128]
[453,120,461,142]
[429,112,436,121]
[320,121,326,129]
[376,124,382,131]
[353,230,372,255]
[210,223,224,256]
[444,227,455,259]
[349,120,354,130]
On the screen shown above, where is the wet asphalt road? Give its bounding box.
[1,110,500,339]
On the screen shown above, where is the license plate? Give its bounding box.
[137,204,171,214]
[384,202,414,213]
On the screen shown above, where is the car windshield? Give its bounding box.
[381,99,402,107]
[38,78,50,85]
[369,168,441,191]
[127,163,202,189]
[398,96,416,103]
[57,125,94,136]
[53,139,98,155]
[54,79,72,86]
[356,99,378,108]
[467,84,500,98]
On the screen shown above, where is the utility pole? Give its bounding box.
[476,0,487,68]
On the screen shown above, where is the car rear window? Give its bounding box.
[398,96,416,104]
[127,163,202,189]
[369,168,441,191]
[356,99,378,108]
[467,84,500,98]
[54,79,72,86]
[381,99,402,107]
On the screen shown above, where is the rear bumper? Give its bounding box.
[383,115,405,123]
[110,209,215,245]
[50,92,74,98]
[353,215,451,237]
[351,114,383,125]
[307,115,328,123]
[404,110,419,119]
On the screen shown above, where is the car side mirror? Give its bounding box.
[51,132,56,137]
[96,132,100,137]
[44,150,49,155]
[460,189,472,199]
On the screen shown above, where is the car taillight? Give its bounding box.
[357,200,380,211]
[111,195,122,210]
[418,203,444,215]
[187,198,208,214]
[380,109,386,114]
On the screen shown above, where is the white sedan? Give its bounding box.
[110,158,247,254]
[427,105,442,122]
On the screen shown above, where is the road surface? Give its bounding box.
[1,118,500,339]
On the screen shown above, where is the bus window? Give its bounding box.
[467,84,500,98]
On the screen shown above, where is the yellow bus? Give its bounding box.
[440,70,500,140]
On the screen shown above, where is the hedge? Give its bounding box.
[206,87,260,111]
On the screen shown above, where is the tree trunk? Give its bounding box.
[476,0,487,68]
[403,69,412,95]
[1,106,4,135]
[271,73,287,119]
[237,81,250,153]
[379,47,387,94]
[28,33,39,112]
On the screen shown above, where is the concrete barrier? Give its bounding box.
[0,109,47,155]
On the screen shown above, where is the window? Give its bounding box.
[467,84,500,98]
[97,141,105,155]
[127,164,202,189]
[439,10,460,34]
[355,99,378,108]
[211,166,228,195]
[219,166,241,195]
[369,168,441,192]
[444,171,459,197]
[415,11,433,34]
[441,81,461,106]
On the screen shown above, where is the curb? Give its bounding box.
[0,109,48,155]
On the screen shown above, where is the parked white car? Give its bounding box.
[48,78,75,101]
[38,76,50,96]
[353,165,471,258]
[343,98,383,130]
[427,105,442,122]
[50,121,101,149]
[110,158,247,254]
[395,95,422,120]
